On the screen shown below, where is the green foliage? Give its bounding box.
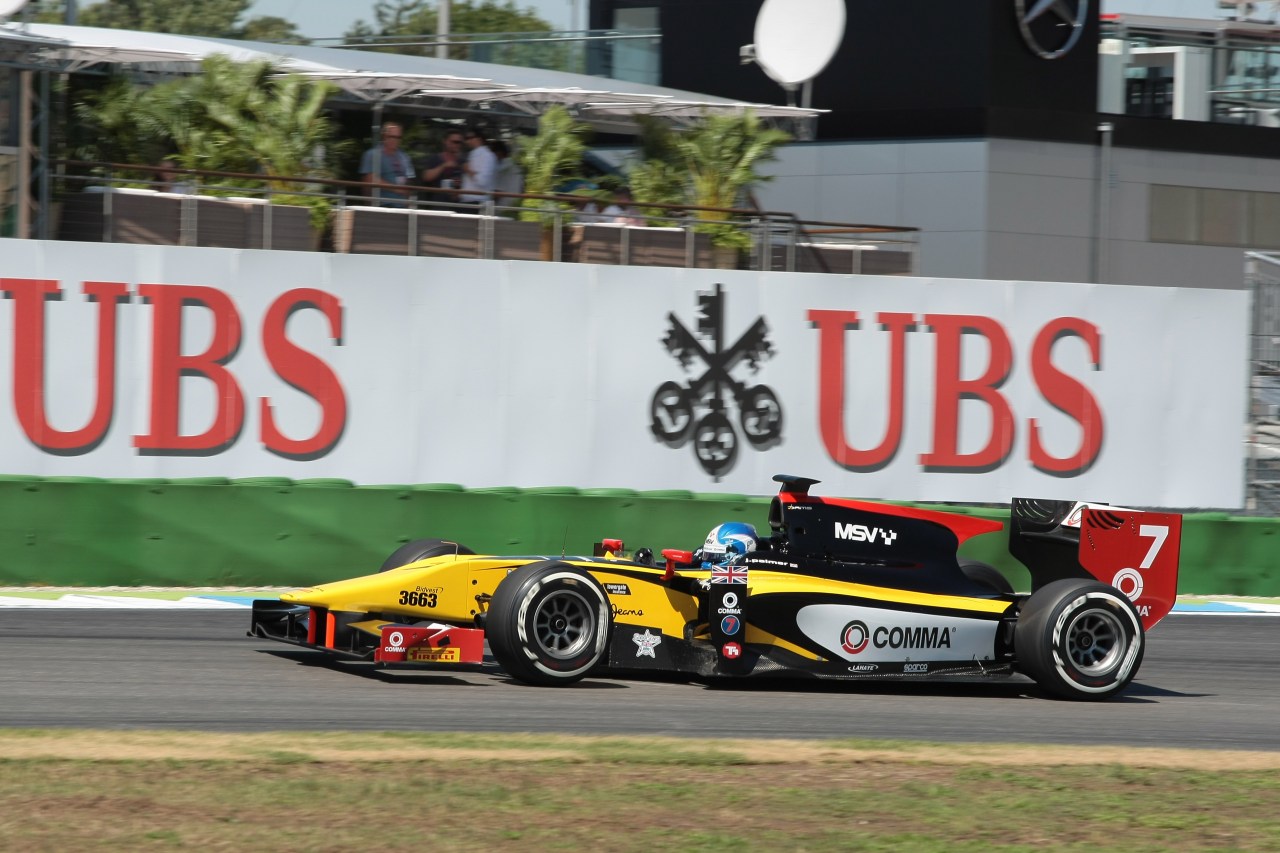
[238,16,310,44]
[29,0,307,41]
[513,106,591,227]
[72,55,348,228]
[625,116,686,223]
[343,0,563,67]
[628,112,790,248]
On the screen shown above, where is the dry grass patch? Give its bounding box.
[2,731,1279,851]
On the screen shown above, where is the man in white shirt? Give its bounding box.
[459,128,498,206]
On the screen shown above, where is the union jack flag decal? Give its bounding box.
[711,564,749,584]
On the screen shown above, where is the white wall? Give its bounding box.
[0,238,1251,508]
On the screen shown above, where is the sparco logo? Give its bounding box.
[841,621,954,654]
[835,522,898,546]
[651,284,782,478]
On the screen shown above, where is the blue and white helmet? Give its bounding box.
[701,522,759,565]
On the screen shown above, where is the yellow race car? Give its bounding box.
[249,475,1182,700]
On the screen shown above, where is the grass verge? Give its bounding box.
[1,731,1278,851]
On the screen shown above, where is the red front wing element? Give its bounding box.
[1077,508,1182,630]
[375,623,485,665]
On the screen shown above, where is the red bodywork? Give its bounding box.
[374,623,485,665]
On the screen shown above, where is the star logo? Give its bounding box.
[633,629,662,659]
[1015,0,1087,60]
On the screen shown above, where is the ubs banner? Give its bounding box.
[0,239,1249,507]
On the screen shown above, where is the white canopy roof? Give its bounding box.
[0,22,821,132]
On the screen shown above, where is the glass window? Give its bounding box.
[1252,192,1280,249]
[1149,184,1199,243]
[1201,188,1250,247]
[611,7,659,85]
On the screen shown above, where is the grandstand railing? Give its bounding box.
[41,160,918,276]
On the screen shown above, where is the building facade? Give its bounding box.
[591,0,1280,288]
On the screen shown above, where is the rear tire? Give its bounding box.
[1015,578,1144,700]
[380,538,475,572]
[959,559,1014,594]
[487,562,612,686]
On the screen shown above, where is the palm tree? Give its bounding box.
[627,111,789,251]
[672,112,791,251]
[74,56,346,227]
[515,105,591,256]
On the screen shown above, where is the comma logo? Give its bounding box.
[841,620,870,655]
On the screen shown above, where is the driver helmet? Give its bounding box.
[701,522,759,566]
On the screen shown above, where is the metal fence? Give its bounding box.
[1246,252,1280,515]
[44,160,919,275]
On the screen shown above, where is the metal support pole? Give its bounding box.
[437,0,451,59]
[36,70,51,240]
[16,70,31,239]
[1096,121,1114,284]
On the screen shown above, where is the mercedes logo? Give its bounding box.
[1015,0,1088,60]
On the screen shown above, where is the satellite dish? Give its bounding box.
[0,0,31,18]
[752,0,846,88]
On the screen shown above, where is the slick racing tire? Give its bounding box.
[1015,578,1144,701]
[959,559,1015,595]
[379,538,475,572]
[487,561,613,686]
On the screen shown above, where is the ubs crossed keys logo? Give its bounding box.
[650,284,783,478]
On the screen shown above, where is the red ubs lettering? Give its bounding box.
[807,309,1103,476]
[0,279,346,458]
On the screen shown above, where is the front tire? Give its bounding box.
[380,538,475,572]
[487,562,612,686]
[1015,579,1144,700]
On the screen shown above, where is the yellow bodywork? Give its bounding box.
[280,551,1009,655]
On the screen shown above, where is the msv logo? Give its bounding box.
[834,522,898,546]
[650,284,781,479]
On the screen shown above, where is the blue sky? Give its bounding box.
[247,0,580,39]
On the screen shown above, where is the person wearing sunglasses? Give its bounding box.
[458,127,498,209]
[360,121,416,208]
[420,130,466,208]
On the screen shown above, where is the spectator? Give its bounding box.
[574,191,608,223]
[419,129,465,207]
[603,188,644,226]
[490,139,525,202]
[157,159,196,195]
[360,121,415,208]
[459,127,498,207]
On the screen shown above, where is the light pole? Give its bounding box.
[437,0,450,59]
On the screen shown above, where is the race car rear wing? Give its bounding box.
[1009,498,1182,630]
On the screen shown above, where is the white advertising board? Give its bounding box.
[0,238,1250,507]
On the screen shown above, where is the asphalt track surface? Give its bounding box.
[1,610,1275,750]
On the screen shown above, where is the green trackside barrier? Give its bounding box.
[0,477,1275,592]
